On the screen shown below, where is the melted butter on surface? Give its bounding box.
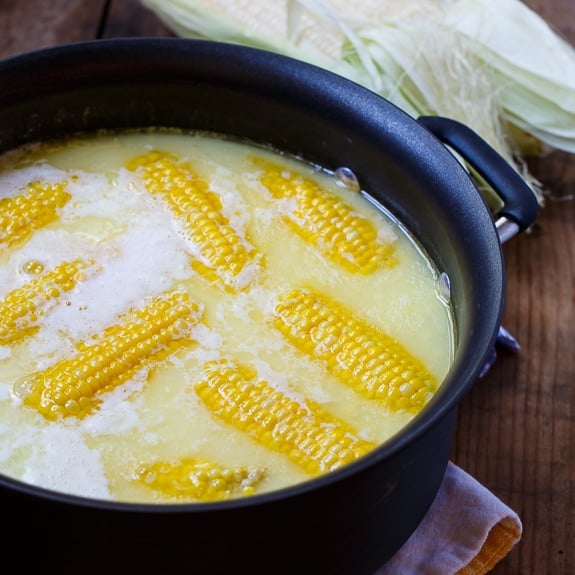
[0,130,454,503]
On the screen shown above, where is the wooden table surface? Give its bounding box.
[1,1,573,574]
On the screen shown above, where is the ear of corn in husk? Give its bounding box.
[141,0,575,206]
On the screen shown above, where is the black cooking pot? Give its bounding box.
[0,39,537,575]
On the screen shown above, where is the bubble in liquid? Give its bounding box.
[334,167,360,193]
[13,372,43,399]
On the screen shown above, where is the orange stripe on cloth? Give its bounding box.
[456,516,522,575]
[374,462,522,575]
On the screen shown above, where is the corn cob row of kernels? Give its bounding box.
[273,287,437,413]
[15,290,203,420]
[135,456,267,501]
[0,180,70,248]
[195,359,376,476]
[256,158,397,273]
[0,258,98,345]
[127,151,258,290]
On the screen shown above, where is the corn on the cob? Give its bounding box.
[195,360,375,476]
[273,288,437,413]
[0,258,98,346]
[141,0,346,67]
[127,151,257,290]
[0,180,70,248]
[256,158,397,273]
[15,290,203,420]
[135,456,267,501]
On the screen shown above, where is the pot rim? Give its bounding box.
[0,38,504,511]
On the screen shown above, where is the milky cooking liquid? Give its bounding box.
[0,130,454,502]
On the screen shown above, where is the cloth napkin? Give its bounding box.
[375,462,522,575]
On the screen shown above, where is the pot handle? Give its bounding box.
[417,116,539,243]
[419,116,537,373]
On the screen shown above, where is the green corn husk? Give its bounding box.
[141,0,575,206]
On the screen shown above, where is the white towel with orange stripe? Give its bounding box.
[376,462,522,575]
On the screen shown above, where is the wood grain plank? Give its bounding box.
[0,0,107,58]
[102,0,174,38]
[449,2,575,573]
[504,198,572,575]
[524,0,575,40]
[453,207,575,574]
[453,149,575,571]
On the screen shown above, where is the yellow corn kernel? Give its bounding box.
[195,360,376,476]
[256,158,397,273]
[21,260,45,275]
[135,457,267,501]
[0,258,98,345]
[0,180,70,248]
[273,288,437,413]
[127,151,257,290]
[15,291,203,420]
